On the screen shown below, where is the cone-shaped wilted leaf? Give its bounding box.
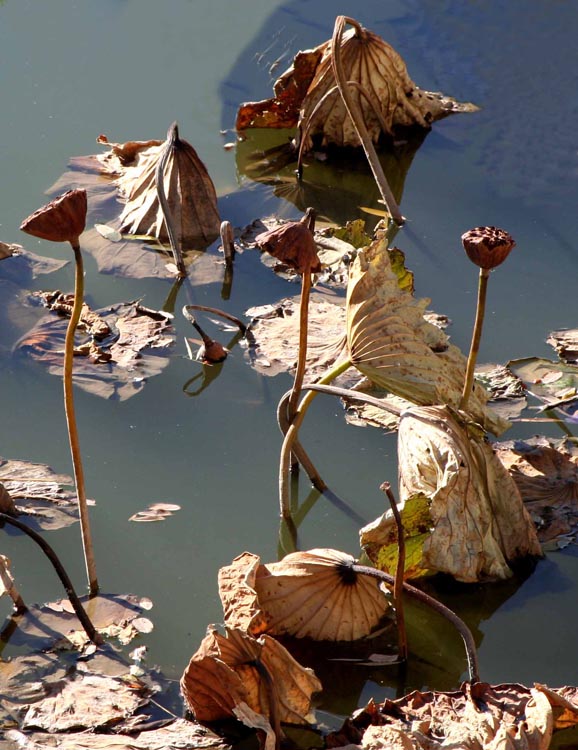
[20,189,87,246]
[345,232,509,436]
[117,122,221,247]
[180,626,321,726]
[255,218,321,274]
[362,405,542,582]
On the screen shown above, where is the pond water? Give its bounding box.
[1,0,578,737]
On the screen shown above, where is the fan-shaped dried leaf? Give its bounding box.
[346,234,509,436]
[253,549,390,641]
[114,123,221,248]
[328,682,578,750]
[180,626,321,728]
[363,406,541,582]
[494,436,578,546]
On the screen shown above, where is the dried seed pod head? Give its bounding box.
[20,189,87,247]
[255,219,321,274]
[461,226,515,270]
[197,338,228,364]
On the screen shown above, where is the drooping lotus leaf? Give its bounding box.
[327,682,578,750]
[236,16,477,151]
[494,436,578,547]
[346,233,509,436]
[180,626,321,728]
[361,405,542,582]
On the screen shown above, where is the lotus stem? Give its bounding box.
[380,482,407,662]
[279,359,352,518]
[352,563,479,683]
[332,16,404,226]
[277,392,326,492]
[0,513,102,645]
[66,244,99,596]
[287,264,312,423]
[156,123,187,278]
[182,304,247,335]
[460,267,490,411]
[220,220,235,267]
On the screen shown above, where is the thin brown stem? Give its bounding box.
[287,267,312,422]
[380,482,407,661]
[460,268,490,411]
[332,16,404,226]
[352,563,479,683]
[66,245,99,595]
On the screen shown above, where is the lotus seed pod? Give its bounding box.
[20,189,87,247]
[461,226,515,270]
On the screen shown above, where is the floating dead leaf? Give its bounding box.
[494,436,578,546]
[346,233,509,436]
[0,456,87,531]
[5,719,229,749]
[475,362,528,421]
[0,241,68,281]
[16,301,174,401]
[110,122,221,248]
[1,593,154,652]
[245,295,348,379]
[129,503,181,523]
[327,682,578,750]
[547,328,578,364]
[180,626,321,731]
[341,379,409,432]
[508,357,578,420]
[362,406,542,582]
[218,552,270,635]
[236,17,477,151]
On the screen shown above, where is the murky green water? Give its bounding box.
[1,0,577,731]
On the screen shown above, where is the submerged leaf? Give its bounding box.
[346,234,509,436]
[16,301,175,401]
[363,406,542,582]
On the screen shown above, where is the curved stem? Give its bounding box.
[287,267,312,423]
[380,482,407,662]
[460,268,490,411]
[352,563,479,683]
[0,513,102,645]
[300,382,402,417]
[279,359,352,518]
[182,304,247,335]
[277,392,326,491]
[66,244,98,595]
[332,16,404,226]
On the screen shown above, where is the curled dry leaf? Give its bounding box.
[346,233,509,436]
[494,436,578,546]
[236,16,477,152]
[129,502,181,523]
[218,549,390,641]
[547,328,578,364]
[327,682,578,750]
[255,217,321,274]
[361,406,542,582]
[180,626,321,728]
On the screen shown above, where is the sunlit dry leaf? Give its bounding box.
[346,234,509,436]
[180,626,321,729]
[328,682,578,750]
[16,301,174,401]
[547,328,578,364]
[0,456,85,532]
[494,436,578,546]
[253,549,390,641]
[218,552,270,634]
[236,17,477,151]
[363,406,542,582]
